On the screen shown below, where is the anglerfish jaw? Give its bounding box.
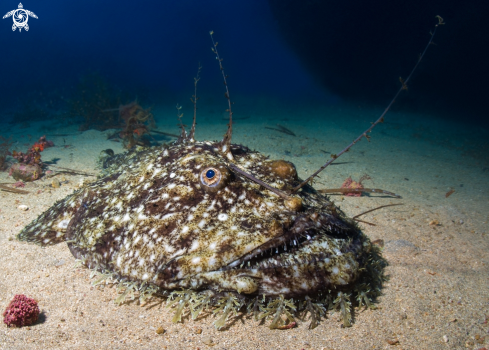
[161,233,366,297]
[158,211,367,297]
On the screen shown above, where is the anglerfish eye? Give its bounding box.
[201,167,221,187]
[199,164,231,193]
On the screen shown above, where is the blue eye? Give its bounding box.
[206,169,216,179]
[201,167,221,187]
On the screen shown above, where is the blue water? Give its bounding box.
[0,0,487,172]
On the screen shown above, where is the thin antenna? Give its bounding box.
[292,16,445,193]
[210,30,234,160]
[188,63,202,143]
[176,104,186,143]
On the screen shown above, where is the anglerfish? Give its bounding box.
[16,33,398,330]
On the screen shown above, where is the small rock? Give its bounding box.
[55,259,66,267]
[386,338,399,345]
[51,178,61,188]
[443,335,449,343]
[155,326,165,335]
[196,328,203,334]
[18,204,29,211]
[202,336,215,346]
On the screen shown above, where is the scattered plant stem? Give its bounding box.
[318,188,401,198]
[352,203,404,221]
[0,184,29,194]
[265,124,296,136]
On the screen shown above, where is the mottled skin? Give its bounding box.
[17,140,370,299]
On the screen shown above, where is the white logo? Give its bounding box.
[3,3,37,32]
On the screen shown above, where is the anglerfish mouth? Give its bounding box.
[199,211,366,297]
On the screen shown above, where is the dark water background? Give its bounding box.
[1,0,488,127]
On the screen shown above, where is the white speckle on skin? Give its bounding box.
[218,213,228,221]
[190,240,199,250]
[191,257,201,264]
[161,213,175,220]
[332,266,339,274]
[57,219,70,229]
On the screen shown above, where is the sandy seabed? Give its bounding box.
[0,103,488,350]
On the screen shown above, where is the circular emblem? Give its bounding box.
[13,9,28,27]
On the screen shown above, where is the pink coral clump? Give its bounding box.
[3,294,40,327]
[12,181,25,188]
[341,176,364,197]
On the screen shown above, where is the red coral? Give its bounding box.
[36,135,54,150]
[12,181,25,188]
[341,176,364,197]
[31,142,45,152]
[3,294,40,327]
[11,135,54,168]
